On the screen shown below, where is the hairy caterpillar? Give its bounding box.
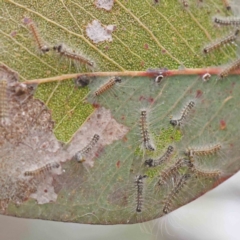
[139,110,155,151]
[26,19,50,53]
[24,162,60,177]
[145,145,174,167]
[74,134,100,163]
[53,44,94,67]
[203,29,239,54]
[162,174,191,214]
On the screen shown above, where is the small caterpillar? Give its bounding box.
[222,0,231,10]
[24,162,60,177]
[139,110,155,151]
[135,175,148,213]
[219,58,240,78]
[170,100,195,127]
[0,79,8,124]
[145,145,174,167]
[185,143,222,159]
[190,166,221,179]
[74,134,100,163]
[94,77,121,97]
[162,174,190,214]
[203,29,239,54]
[53,44,94,67]
[157,158,190,185]
[27,20,50,53]
[214,17,240,26]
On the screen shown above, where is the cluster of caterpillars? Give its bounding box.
[202,1,240,79]
[24,18,94,69]
[130,98,223,215]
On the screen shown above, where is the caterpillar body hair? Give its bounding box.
[203,29,239,54]
[53,44,94,67]
[27,20,50,53]
[170,100,195,127]
[214,16,240,26]
[145,145,174,167]
[74,134,100,163]
[185,143,222,159]
[0,79,9,125]
[94,77,121,97]
[135,175,148,213]
[139,110,155,151]
[219,58,240,78]
[24,162,60,177]
[162,174,191,214]
[157,158,190,185]
[190,165,221,179]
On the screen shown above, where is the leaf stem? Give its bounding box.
[22,68,240,85]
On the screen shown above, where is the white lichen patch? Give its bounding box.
[86,20,116,43]
[67,107,129,167]
[95,0,115,11]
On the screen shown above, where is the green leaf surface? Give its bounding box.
[0,0,240,225]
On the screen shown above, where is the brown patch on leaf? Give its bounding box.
[220,119,226,130]
[67,107,129,167]
[0,64,65,211]
[116,160,121,168]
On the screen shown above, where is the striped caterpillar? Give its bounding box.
[27,19,50,53]
[219,58,240,78]
[162,174,191,214]
[145,145,174,167]
[157,158,190,185]
[24,162,60,177]
[214,17,240,26]
[74,134,100,163]
[170,100,195,127]
[139,110,155,151]
[203,29,239,54]
[94,77,121,97]
[53,44,94,67]
[135,175,148,213]
[190,165,221,179]
[185,143,222,159]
